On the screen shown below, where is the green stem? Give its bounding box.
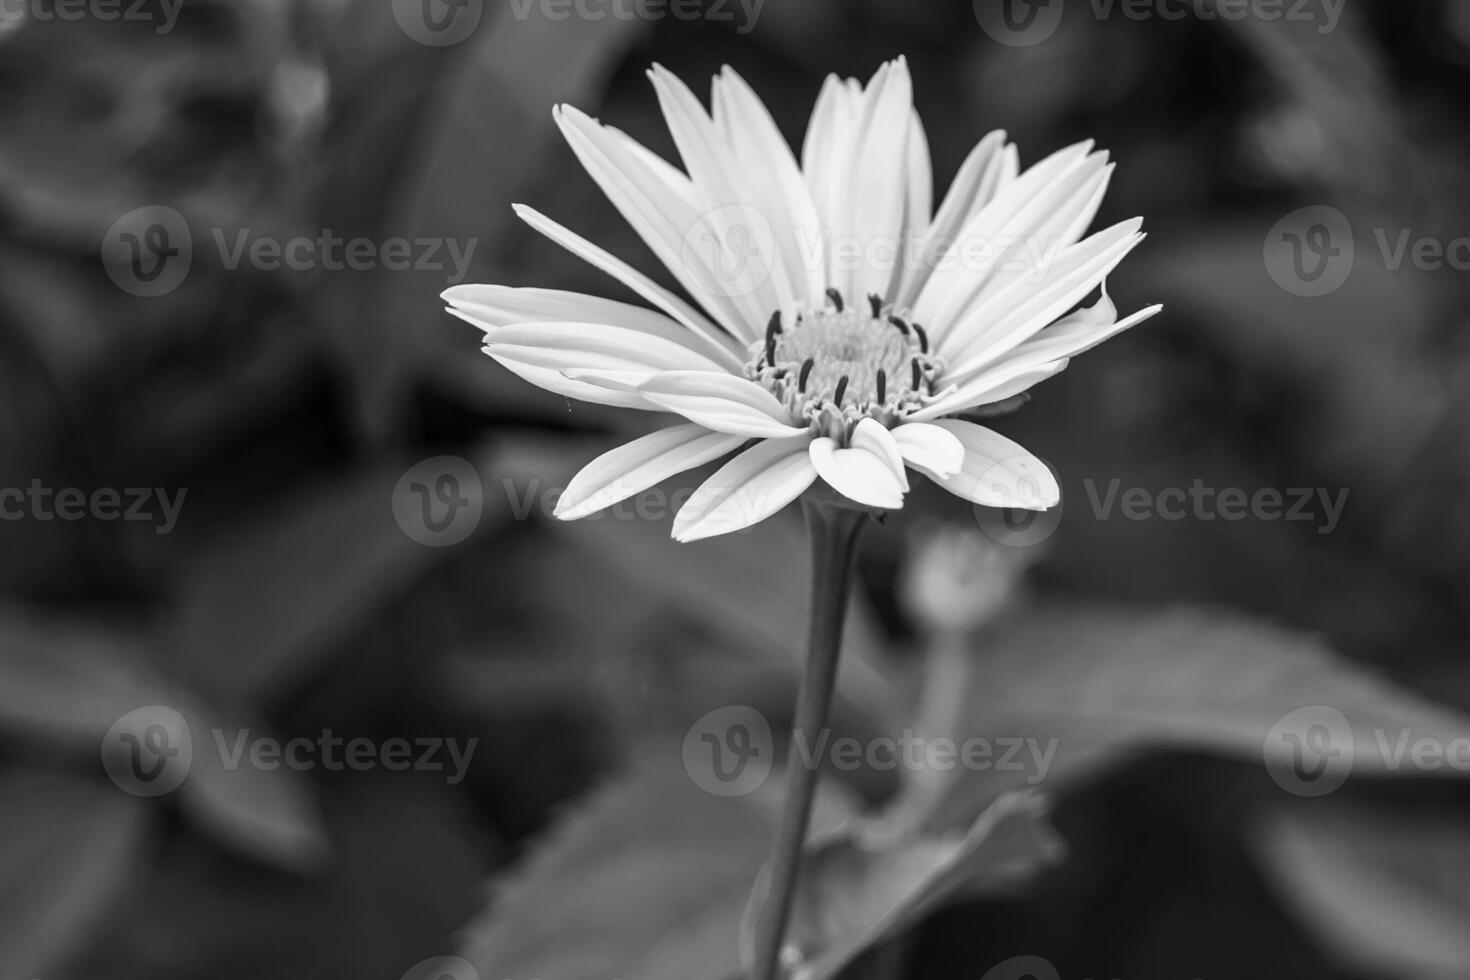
[750,496,867,980]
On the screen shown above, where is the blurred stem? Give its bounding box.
[879,626,973,836]
[751,497,867,980]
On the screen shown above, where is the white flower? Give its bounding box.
[445,57,1161,542]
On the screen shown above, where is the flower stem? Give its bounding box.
[750,497,868,980]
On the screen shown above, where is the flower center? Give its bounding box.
[746,289,943,437]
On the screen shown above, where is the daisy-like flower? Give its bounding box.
[445,57,1161,542]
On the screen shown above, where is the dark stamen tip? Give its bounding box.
[798,357,815,393]
[913,323,929,354]
[766,310,782,338]
[910,358,921,389]
[876,369,886,403]
[825,287,844,313]
[887,314,909,336]
[867,293,883,318]
[833,375,849,406]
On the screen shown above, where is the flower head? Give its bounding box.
[445,57,1161,541]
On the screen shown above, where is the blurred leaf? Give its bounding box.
[933,605,1470,828]
[0,770,151,980]
[317,0,648,443]
[69,770,493,980]
[458,753,855,980]
[0,606,166,743]
[532,489,900,726]
[181,712,331,873]
[1253,799,1470,980]
[0,607,328,870]
[166,443,502,701]
[759,793,1065,980]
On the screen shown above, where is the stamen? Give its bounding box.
[743,301,942,438]
[912,323,929,354]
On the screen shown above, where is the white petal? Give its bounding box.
[890,422,965,478]
[941,219,1146,378]
[809,436,906,510]
[646,65,796,318]
[484,322,729,375]
[512,204,743,370]
[672,437,816,541]
[850,417,909,491]
[916,420,1059,510]
[892,108,932,302]
[555,105,772,342]
[894,129,1010,310]
[443,285,694,342]
[637,371,807,438]
[909,359,1070,421]
[713,66,825,306]
[481,350,655,410]
[923,150,1112,349]
[802,74,864,266]
[912,139,1095,335]
[928,156,1114,349]
[845,58,914,301]
[554,424,746,521]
